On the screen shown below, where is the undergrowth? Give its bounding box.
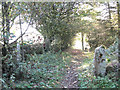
[78,52,119,88]
[2,51,120,88]
[2,51,71,88]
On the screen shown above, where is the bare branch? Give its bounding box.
[9,16,32,45]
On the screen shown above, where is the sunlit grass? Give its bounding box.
[82,52,94,64]
[76,52,94,72]
[72,32,90,50]
[82,64,89,68]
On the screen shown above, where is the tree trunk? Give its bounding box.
[0,44,2,89]
[81,32,84,51]
[108,2,115,38]
[19,3,24,61]
[117,1,120,79]
[2,2,11,53]
[2,2,5,45]
[5,2,10,46]
[108,3,113,31]
[108,3,111,20]
[44,37,50,52]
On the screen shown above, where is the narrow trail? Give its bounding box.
[60,48,87,88]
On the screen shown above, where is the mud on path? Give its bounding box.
[60,48,88,88]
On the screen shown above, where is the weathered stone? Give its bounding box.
[93,45,106,76]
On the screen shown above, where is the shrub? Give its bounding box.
[4,51,71,88]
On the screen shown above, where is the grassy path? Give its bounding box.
[60,48,88,88]
[60,48,119,88]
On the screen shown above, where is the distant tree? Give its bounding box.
[86,2,117,50]
[26,2,77,51]
[117,1,120,79]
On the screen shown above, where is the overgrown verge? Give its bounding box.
[78,52,119,88]
[1,51,71,88]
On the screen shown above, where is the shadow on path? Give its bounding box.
[61,48,88,88]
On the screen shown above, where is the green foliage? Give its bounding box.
[1,54,17,88]
[105,38,118,56]
[78,73,118,88]
[3,52,71,88]
[0,78,9,88]
[25,2,77,50]
[1,2,120,89]
[23,43,43,54]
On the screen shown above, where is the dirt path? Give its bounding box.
[60,48,87,88]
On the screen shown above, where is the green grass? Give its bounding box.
[82,52,94,64]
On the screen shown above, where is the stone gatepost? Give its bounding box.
[93,45,106,77]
